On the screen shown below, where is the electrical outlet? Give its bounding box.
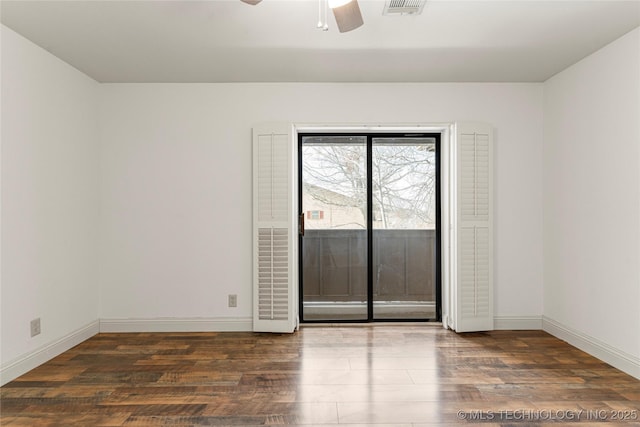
[30,318,41,337]
[228,294,237,308]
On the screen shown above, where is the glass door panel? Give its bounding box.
[301,136,368,321]
[372,137,437,319]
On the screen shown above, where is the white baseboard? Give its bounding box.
[494,315,543,330]
[99,317,253,333]
[0,320,100,386]
[543,316,640,380]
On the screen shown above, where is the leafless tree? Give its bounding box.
[303,141,436,229]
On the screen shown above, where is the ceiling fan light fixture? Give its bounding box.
[240,0,262,5]
[331,0,364,33]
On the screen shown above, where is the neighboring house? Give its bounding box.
[303,182,434,230]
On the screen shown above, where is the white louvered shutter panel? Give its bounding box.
[454,123,494,332]
[253,124,297,333]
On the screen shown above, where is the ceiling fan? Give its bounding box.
[240,0,364,33]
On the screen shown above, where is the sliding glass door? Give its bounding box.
[299,133,440,322]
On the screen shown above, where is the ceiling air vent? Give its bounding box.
[383,0,426,16]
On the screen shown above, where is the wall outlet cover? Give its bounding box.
[30,318,41,337]
[228,294,238,308]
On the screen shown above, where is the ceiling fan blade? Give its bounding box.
[332,0,364,33]
[240,0,262,5]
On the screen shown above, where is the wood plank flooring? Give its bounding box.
[1,325,639,426]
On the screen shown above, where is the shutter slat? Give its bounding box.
[256,226,290,321]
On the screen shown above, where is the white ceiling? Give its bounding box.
[1,0,639,83]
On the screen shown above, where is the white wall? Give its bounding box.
[543,28,640,374]
[98,83,544,324]
[1,26,100,378]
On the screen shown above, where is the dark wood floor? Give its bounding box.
[1,325,639,426]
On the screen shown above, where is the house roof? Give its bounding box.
[304,182,362,207]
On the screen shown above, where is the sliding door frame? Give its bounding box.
[297,131,442,323]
